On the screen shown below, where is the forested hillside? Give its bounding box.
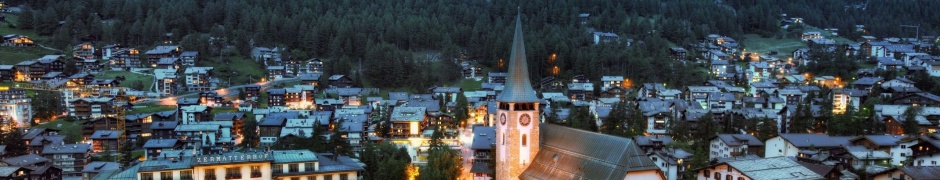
[6,0,939,90]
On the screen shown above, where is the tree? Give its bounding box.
[240,116,259,148]
[360,142,412,180]
[0,129,27,156]
[789,103,812,133]
[329,119,353,157]
[117,140,137,167]
[902,106,922,136]
[626,108,648,137]
[453,92,469,128]
[568,106,597,131]
[667,115,692,142]
[755,118,779,141]
[17,7,34,29]
[32,91,64,123]
[420,128,462,180]
[601,101,628,137]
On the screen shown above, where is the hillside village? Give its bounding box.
[1,1,940,180]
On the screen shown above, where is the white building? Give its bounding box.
[764,134,852,158]
[0,88,31,131]
[650,148,692,180]
[695,156,822,180]
[129,150,362,180]
[709,134,764,160]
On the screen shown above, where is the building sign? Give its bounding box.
[194,153,271,165]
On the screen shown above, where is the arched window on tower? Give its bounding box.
[522,134,527,146]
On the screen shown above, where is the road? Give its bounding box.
[141,77,301,105]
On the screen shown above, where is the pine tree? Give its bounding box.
[240,117,259,148]
[903,106,922,136]
[420,128,462,180]
[601,101,628,137]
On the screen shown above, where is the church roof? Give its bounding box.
[520,124,660,179]
[496,12,539,103]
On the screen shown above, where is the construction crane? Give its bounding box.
[901,24,921,41]
[114,88,128,154]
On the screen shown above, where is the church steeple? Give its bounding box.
[496,10,540,103]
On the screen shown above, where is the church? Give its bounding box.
[495,11,665,180]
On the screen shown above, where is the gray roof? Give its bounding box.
[41,143,92,154]
[82,161,121,173]
[496,14,539,103]
[150,121,178,130]
[470,161,494,174]
[892,166,940,180]
[633,136,674,146]
[852,77,884,86]
[779,134,852,148]
[0,166,26,177]
[520,124,660,179]
[146,45,179,54]
[272,150,318,164]
[471,126,496,150]
[2,154,50,166]
[174,124,220,132]
[28,135,65,147]
[722,156,823,179]
[213,112,245,121]
[714,134,765,147]
[850,135,906,147]
[91,130,123,139]
[316,154,364,173]
[142,139,179,148]
[139,158,193,172]
[391,107,426,122]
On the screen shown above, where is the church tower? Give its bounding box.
[495,11,540,180]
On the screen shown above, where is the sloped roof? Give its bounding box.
[850,135,906,147]
[2,154,50,166]
[714,134,764,147]
[779,134,852,148]
[724,156,822,179]
[520,124,660,179]
[82,161,121,173]
[471,126,496,150]
[496,13,539,103]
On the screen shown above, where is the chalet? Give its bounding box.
[831,88,868,114]
[470,126,496,179]
[267,65,285,80]
[89,130,122,154]
[81,161,119,180]
[431,87,462,103]
[578,13,589,24]
[909,135,940,167]
[592,31,620,44]
[694,157,823,180]
[685,86,720,109]
[244,84,261,100]
[26,135,64,155]
[566,82,593,102]
[267,88,286,107]
[213,112,245,137]
[174,123,223,153]
[284,85,315,109]
[632,136,674,153]
[746,62,772,83]
[0,65,13,82]
[72,42,95,59]
[670,47,688,61]
[2,34,33,46]
[886,44,916,59]
[150,121,178,139]
[251,46,283,62]
[68,97,114,119]
[461,61,483,79]
[145,45,180,68]
[328,75,353,88]
[852,77,884,92]
[154,68,178,95]
[180,51,198,66]
[709,134,764,160]
[306,58,324,73]
[198,91,224,107]
[41,143,92,177]
[649,148,692,180]
[76,58,101,74]
[487,72,508,84]
[1,154,62,180]
[808,38,836,48]
[391,107,427,138]
[156,57,181,69]
[298,73,321,88]
[179,105,211,124]
[873,166,940,180]
[707,50,730,61]
[100,44,121,60]
[862,41,892,57]
[184,67,214,92]
[801,32,822,41]
[110,48,140,69]
[849,135,914,166]
[764,133,852,158]
[258,112,299,145]
[638,101,671,135]
[893,93,940,107]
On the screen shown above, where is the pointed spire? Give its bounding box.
[496,10,540,103]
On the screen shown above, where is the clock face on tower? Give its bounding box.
[520,114,531,126]
[499,113,507,125]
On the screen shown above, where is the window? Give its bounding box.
[160,172,172,180]
[305,163,314,172]
[704,170,710,177]
[289,164,299,172]
[737,177,745,180]
[713,172,720,179]
[522,134,527,146]
[273,164,283,173]
[251,166,262,178]
[340,173,349,180]
[308,176,317,180]
[226,167,241,179]
[727,167,732,172]
[933,161,937,165]
[901,153,906,156]
[180,170,192,180]
[902,145,907,148]
[141,173,153,180]
[325,174,333,180]
[726,175,732,180]
[204,169,215,179]
[292,177,300,180]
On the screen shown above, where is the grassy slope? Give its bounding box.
[0,14,57,64]
[98,70,154,90]
[202,56,265,85]
[127,102,175,115]
[34,119,86,143]
[740,34,807,59]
